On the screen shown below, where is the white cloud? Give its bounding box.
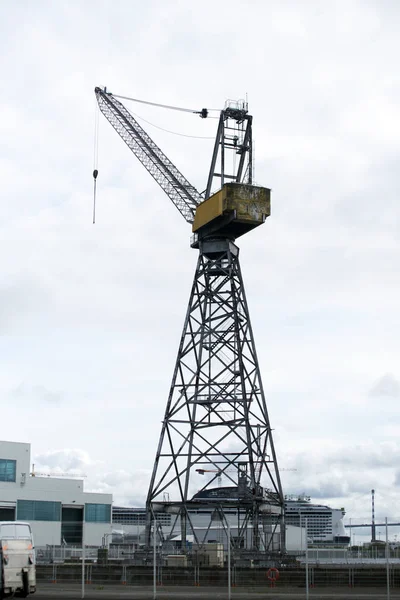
[34,449,93,474]
[369,374,400,399]
[11,384,63,404]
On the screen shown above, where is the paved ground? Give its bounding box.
[31,583,400,599]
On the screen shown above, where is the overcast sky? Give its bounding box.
[1,0,399,543]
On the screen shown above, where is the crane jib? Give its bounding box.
[95,87,202,224]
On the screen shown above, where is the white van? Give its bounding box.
[0,521,36,597]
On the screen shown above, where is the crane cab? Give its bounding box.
[192,183,270,245]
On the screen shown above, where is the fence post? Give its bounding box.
[386,517,390,600]
[305,517,309,600]
[153,518,157,600]
[227,521,231,600]
[81,507,85,599]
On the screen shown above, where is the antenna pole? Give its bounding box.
[372,489,376,542]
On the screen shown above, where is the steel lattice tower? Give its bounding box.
[146,237,283,550]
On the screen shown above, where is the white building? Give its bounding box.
[0,440,112,547]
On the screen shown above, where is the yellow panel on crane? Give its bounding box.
[192,183,271,236]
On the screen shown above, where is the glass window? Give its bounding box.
[112,508,171,526]
[17,500,61,522]
[85,503,111,523]
[17,500,34,520]
[0,459,16,482]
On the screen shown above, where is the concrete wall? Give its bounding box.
[85,523,113,546]
[286,524,307,552]
[30,521,62,547]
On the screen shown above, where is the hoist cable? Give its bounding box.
[93,98,100,170]
[93,99,100,224]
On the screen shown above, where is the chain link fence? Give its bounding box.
[36,563,400,588]
[33,543,400,590]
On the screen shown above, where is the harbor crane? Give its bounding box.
[95,87,284,555]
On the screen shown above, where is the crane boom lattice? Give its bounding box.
[95,87,202,223]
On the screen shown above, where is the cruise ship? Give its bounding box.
[112,492,350,547]
[284,494,350,545]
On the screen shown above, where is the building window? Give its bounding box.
[85,503,111,523]
[0,459,16,482]
[17,500,61,521]
[112,508,171,526]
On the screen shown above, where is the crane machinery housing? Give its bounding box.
[95,86,284,561]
